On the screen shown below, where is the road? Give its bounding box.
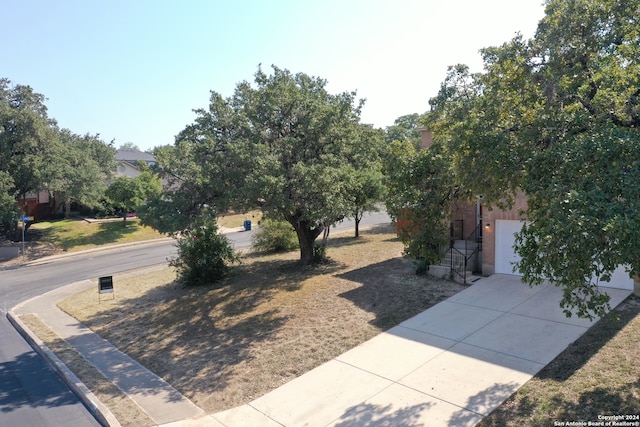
[0,211,390,426]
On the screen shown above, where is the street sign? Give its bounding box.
[21,216,34,221]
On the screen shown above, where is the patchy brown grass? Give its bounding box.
[19,314,154,427]
[218,210,263,228]
[479,294,640,426]
[57,224,465,413]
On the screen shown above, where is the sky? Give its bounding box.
[3,1,547,151]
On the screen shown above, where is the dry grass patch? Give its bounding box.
[19,314,154,427]
[479,294,640,426]
[218,210,263,228]
[58,224,465,413]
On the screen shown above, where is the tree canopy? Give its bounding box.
[0,78,58,207]
[143,66,376,264]
[426,0,640,318]
[51,130,116,217]
[1,79,117,231]
[385,113,424,148]
[106,172,161,226]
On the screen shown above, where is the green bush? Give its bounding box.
[313,243,327,263]
[251,219,298,253]
[171,216,239,286]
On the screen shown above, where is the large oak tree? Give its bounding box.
[0,78,58,224]
[146,66,371,264]
[426,0,640,318]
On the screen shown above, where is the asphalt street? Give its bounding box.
[0,211,390,426]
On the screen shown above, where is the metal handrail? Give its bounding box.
[439,223,481,284]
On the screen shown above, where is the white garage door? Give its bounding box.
[494,220,634,290]
[495,220,523,275]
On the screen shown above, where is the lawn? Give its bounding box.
[30,217,166,253]
[55,224,466,422]
[218,210,263,228]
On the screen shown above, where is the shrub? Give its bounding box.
[171,216,239,286]
[251,219,298,253]
[313,243,327,263]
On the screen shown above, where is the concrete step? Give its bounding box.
[452,240,479,250]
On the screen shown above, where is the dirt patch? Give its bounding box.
[0,241,62,266]
[57,225,466,414]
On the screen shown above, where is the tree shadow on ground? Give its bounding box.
[80,279,289,404]
[75,256,347,409]
[329,223,399,242]
[333,401,434,427]
[337,258,465,330]
[449,382,519,426]
[479,380,640,426]
[534,295,639,382]
[0,351,79,414]
[478,295,640,426]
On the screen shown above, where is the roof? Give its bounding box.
[115,148,156,164]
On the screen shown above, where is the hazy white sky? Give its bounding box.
[3,1,546,150]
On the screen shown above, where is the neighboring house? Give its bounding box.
[16,190,55,220]
[418,129,638,293]
[115,148,156,179]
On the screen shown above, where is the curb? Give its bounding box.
[6,309,122,427]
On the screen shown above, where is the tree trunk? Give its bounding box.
[64,197,71,219]
[122,213,128,227]
[289,218,323,265]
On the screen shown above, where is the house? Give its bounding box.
[16,190,55,220]
[417,129,639,294]
[9,148,157,221]
[115,148,156,179]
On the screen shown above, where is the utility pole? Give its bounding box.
[21,219,25,255]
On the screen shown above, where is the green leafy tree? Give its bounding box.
[0,171,19,232]
[385,113,423,148]
[105,176,143,226]
[147,66,365,264]
[427,0,640,319]
[384,140,457,266]
[0,79,59,220]
[137,143,204,234]
[348,124,386,238]
[104,172,160,226]
[51,130,116,217]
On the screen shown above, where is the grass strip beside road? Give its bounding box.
[19,314,154,427]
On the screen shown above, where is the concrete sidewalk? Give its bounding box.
[10,276,205,426]
[10,274,632,427]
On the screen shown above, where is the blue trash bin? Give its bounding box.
[244,220,252,231]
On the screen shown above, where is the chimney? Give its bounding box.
[417,127,433,150]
